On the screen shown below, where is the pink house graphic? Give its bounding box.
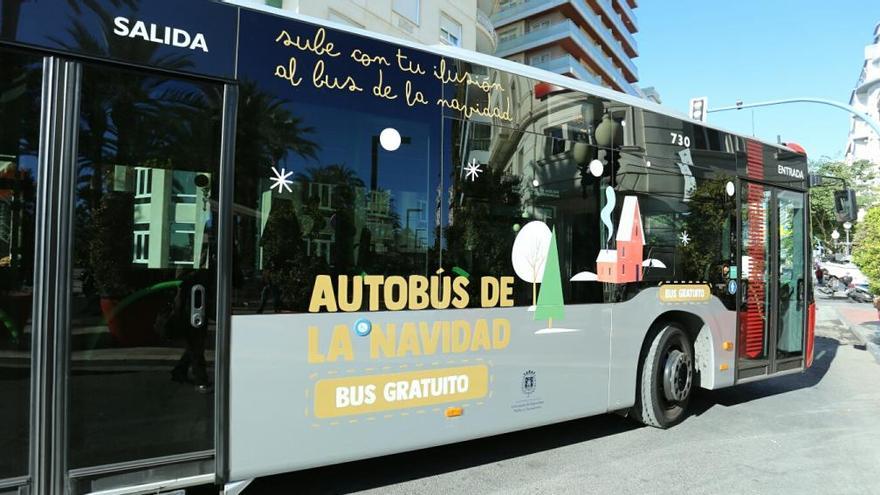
[596,196,644,283]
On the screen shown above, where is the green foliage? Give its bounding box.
[89,192,134,297]
[535,228,565,323]
[443,162,523,304]
[853,206,880,295]
[680,176,735,282]
[259,197,331,311]
[809,159,879,251]
[298,164,363,272]
[260,198,304,272]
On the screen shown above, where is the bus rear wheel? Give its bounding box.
[633,324,694,428]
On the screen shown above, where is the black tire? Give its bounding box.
[632,324,694,428]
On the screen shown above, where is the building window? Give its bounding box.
[497,26,519,44]
[528,19,551,32]
[170,222,196,265]
[135,167,152,197]
[171,170,199,204]
[393,0,420,25]
[544,126,566,155]
[471,123,491,151]
[529,51,552,65]
[309,182,333,210]
[132,229,149,264]
[439,14,462,47]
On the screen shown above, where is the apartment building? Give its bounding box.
[264,0,499,54]
[845,22,880,167]
[491,0,639,95]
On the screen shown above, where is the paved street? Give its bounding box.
[248,296,880,495]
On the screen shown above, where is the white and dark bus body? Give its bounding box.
[0,0,815,493]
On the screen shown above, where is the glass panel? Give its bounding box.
[0,48,42,480]
[777,190,805,357]
[442,119,607,307]
[69,64,222,468]
[630,111,739,308]
[231,98,436,313]
[232,19,443,313]
[740,183,770,362]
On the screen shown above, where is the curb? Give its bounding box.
[838,313,880,365]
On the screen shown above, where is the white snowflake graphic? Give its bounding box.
[679,230,691,246]
[269,166,294,193]
[463,158,483,182]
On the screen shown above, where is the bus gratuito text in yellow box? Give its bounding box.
[313,365,489,418]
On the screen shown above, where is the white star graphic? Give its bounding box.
[463,158,482,182]
[679,230,690,246]
[269,166,294,193]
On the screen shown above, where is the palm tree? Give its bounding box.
[296,164,365,272]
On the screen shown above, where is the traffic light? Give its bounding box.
[833,189,858,222]
[689,97,708,122]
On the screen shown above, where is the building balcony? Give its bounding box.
[852,70,880,107]
[496,20,637,94]
[492,0,637,80]
[476,8,498,53]
[593,0,637,56]
[533,54,602,85]
[613,0,637,33]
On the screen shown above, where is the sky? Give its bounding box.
[636,0,880,163]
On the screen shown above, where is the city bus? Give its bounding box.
[0,0,816,494]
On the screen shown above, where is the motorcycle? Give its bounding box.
[846,283,875,303]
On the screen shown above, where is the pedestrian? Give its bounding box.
[874,295,880,320]
[815,266,824,285]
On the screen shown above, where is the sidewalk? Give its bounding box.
[828,301,880,363]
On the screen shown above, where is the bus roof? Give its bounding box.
[226,0,803,156]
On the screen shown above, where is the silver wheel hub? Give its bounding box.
[662,349,692,403]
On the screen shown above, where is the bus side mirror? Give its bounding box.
[833,189,858,222]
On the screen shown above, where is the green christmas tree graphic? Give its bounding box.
[535,227,565,328]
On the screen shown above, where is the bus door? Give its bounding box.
[737,182,807,380]
[61,63,229,493]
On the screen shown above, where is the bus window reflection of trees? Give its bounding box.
[233,87,435,313]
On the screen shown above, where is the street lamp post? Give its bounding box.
[706,97,880,142]
[843,221,852,257]
[831,229,840,254]
[371,131,412,191]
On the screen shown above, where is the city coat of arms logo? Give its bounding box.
[521,370,536,395]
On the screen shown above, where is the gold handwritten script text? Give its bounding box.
[433,59,503,93]
[351,48,390,68]
[437,95,512,122]
[274,57,303,87]
[372,69,398,100]
[396,49,426,75]
[312,59,363,93]
[404,81,428,106]
[275,28,341,57]
[270,28,516,120]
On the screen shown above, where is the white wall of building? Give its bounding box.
[845,23,880,167]
[280,0,488,53]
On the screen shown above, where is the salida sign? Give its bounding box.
[0,0,236,79]
[112,17,210,52]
